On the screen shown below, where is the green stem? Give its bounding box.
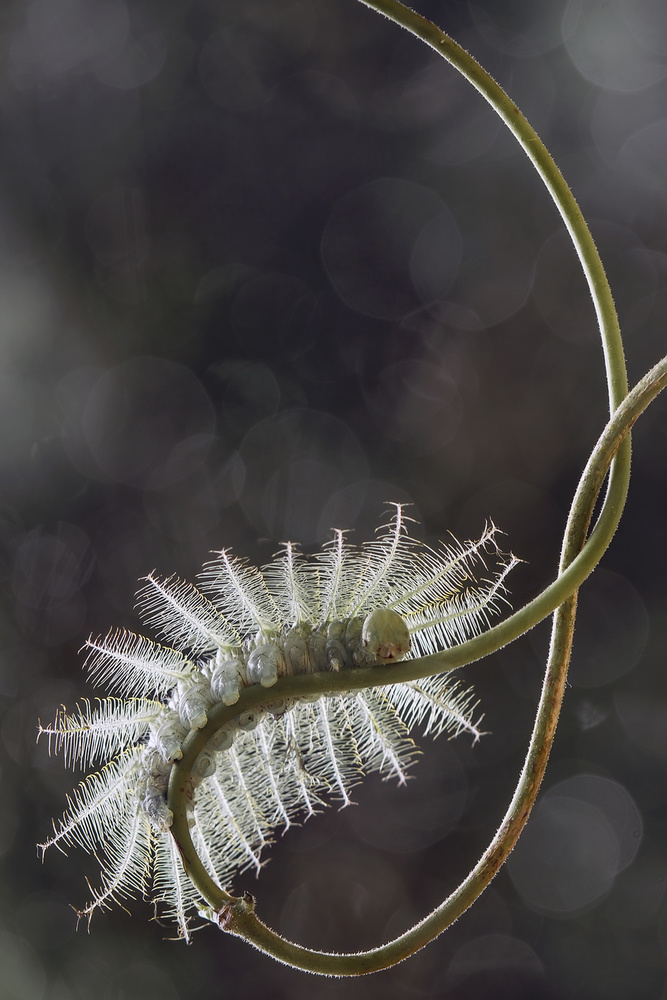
[168,348,667,974]
[358,0,627,411]
[166,0,652,973]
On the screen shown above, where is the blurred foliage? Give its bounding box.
[1,0,667,997]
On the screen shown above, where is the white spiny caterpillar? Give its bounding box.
[38,506,518,939]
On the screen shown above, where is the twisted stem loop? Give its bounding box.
[166,0,666,973]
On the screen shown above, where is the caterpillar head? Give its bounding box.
[362,608,411,664]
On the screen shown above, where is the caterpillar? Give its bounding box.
[38,505,517,939]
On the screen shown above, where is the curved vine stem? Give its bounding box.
[359,0,628,415]
[170,355,666,973]
[165,0,653,974]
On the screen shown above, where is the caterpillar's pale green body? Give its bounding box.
[38,506,517,939]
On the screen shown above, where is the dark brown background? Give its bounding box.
[2,1,667,997]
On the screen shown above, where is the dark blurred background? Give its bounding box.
[2,0,667,997]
